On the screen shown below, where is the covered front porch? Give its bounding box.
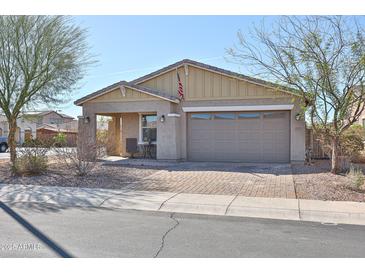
[78,99,182,160]
[99,112,157,158]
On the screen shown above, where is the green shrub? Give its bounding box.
[314,125,365,161]
[340,125,365,159]
[13,147,48,175]
[347,165,365,190]
[53,133,67,147]
[22,138,53,148]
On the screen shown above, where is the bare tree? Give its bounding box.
[0,16,93,165]
[227,16,365,173]
[53,139,106,176]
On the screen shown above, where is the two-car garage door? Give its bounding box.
[187,111,290,163]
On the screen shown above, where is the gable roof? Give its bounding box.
[131,59,300,96]
[75,58,300,106]
[74,81,180,106]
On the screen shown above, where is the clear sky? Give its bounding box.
[59,16,275,118]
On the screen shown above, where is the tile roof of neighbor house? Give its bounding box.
[74,58,300,106]
[37,124,78,133]
[23,110,75,119]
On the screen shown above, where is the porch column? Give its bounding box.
[78,113,97,159]
[107,115,121,156]
[157,109,180,160]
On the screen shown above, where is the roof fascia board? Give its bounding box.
[126,86,179,103]
[75,88,114,106]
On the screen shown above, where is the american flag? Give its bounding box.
[177,71,184,100]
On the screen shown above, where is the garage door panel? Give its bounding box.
[190,123,214,131]
[215,131,236,139]
[237,121,261,129]
[237,131,261,139]
[188,111,290,163]
[237,140,261,149]
[189,141,212,150]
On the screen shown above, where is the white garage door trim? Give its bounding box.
[187,110,291,163]
[182,104,294,112]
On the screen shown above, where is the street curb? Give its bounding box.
[1,183,365,226]
[299,199,365,225]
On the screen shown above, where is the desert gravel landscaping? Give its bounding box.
[292,161,365,202]
[0,160,159,189]
[0,158,364,202]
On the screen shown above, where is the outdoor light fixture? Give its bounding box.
[295,113,301,121]
[160,115,166,123]
[84,116,90,124]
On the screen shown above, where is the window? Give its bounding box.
[191,113,212,120]
[213,113,236,120]
[263,112,286,119]
[49,118,62,125]
[141,114,157,142]
[238,113,260,119]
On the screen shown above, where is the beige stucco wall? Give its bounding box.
[120,113,139,157]
[355,109,365,127]
[107,115,121,156]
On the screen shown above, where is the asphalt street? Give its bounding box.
[0,152,9,160]
[1,202,365,258]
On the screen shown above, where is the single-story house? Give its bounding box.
[75,59,305,163]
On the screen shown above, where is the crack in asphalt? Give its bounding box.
[158,192,181,210]
[297,199,302,220]
[153,212,179,258]
[224,182,247,215]
[98,194,117,207]
[292,169,302,220]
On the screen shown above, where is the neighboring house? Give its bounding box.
[23,110,75,127]
[0,111,77,145]
[75,59,305,163]
[355,107,365,128]
[0,114,37,144]
[24,110,77,145]
[37,124,78,146]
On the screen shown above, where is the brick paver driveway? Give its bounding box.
[129,162,296,199]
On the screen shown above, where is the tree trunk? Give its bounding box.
[331,136,339,174]
[8,117,17,165]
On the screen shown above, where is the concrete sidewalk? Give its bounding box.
[1,183,365,226]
